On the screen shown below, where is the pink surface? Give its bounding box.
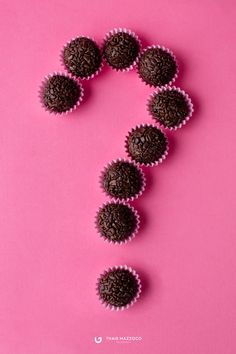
[0,0,236,353]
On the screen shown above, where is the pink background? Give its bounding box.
[1,0,236,353]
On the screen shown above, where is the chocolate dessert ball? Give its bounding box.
[101,160,145,200]
[126,125,168,165]
[63,37,102,79]
[103,31,140,70]
[41,74,82,113]
[149,88,191,128]
[138,47,177,87]
[98,268,139,307]
[96,202,138,243]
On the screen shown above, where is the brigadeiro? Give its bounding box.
[96,202,140,244]
[39,73,84,114]
[100,159,146,201]
[62,37,102,79]
[148,86,194,130]
[96,265,141,310]
[125,124,168,166]
[103,28,141,71]
[137,45,178,87]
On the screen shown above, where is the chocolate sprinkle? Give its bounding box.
[149,89,190,128]
[96,203,138,243]
[42,74,81,113]
[102,161,144,200]
[63,37,102,78]
[98,268,139,307]
[126,125,168,165]
[138,47,177,87]
[103,32,140,70]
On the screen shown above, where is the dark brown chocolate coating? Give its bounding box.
[103,32,140,70]
[102,161,144,200]
[126,125,168,165]
[138,47,177,87]
[63,37,102,78]
[98,268,139,307]
[149,89,190,128]
[96,203,137,242]
[42,75,81,113]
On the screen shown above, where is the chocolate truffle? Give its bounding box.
[126,125,168,165]
[62,37,102,79]
[102,160,145,200]
[41,74,82,113]
[96,202,138,243]
[103,31,140,70]
[98,268,139,308]
[138,47,177,87]
[149,88,190,128]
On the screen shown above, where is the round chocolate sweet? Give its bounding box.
[103,31,140,70]
[63,37,102,79]
[98,268,139,307]
[42,74,82,113]
[126,125,168,165]
[138,47,177,87]
[96,203,138,243]
[102,160,144,200]
[149,89,190,128]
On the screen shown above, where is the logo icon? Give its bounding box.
[94,336,102,344]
